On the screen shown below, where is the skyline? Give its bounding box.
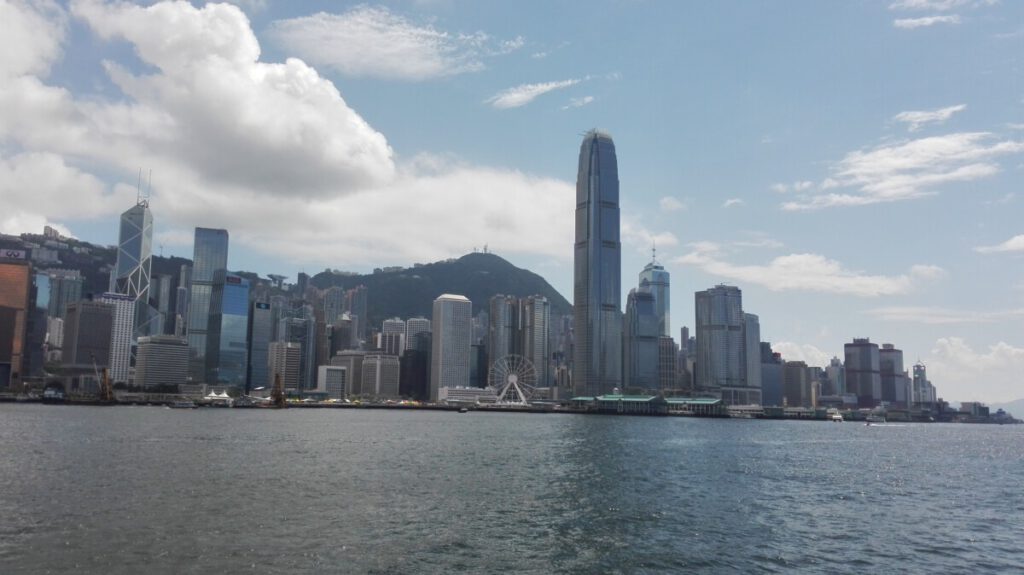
[1,0,1023,403]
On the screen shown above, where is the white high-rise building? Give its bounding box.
[268,341,302,392]
[430,294,472,401]
[381,317,406,355]
[316,365,347,399]
[97,292,135,384]
[405,317,431,351]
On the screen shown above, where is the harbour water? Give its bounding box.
[1,404,1022,573]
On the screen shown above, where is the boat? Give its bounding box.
[829,410,844,422]
[458,407,469,413]
[168,400,197,409]
[865,414,886,423]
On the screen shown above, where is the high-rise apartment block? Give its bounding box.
[573,130,622,397]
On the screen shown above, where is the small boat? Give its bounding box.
[827,409,843,422]
[458,407,469,413]
[168,400,197,409]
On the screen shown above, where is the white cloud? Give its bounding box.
[268,6,520,81]
[771,342,832,367]
[893,104,966,131]
[893,15,961,28]
[771,181,813,193]
[985,192,1016,205]
[0,0,66,78]
[866,306,1024,324]
[975,234,1024,254]
[927,337,1024,403]
[781,133,1024,211]
[658,196,686,212]
[0,0,580,269]
[889,0,984,11]
[486,79,579,109]
[562,95,594,110]
[722,198,744,208]
[621,216,679,256]
[675,245,942,297]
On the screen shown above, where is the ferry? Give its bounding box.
[828,409,844,422]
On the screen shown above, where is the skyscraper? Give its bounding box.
[639,255,670,337]
[695,285,757,404]
[0,253,32,389]
[247,301,273,391]
[430,294,472,401]
[97,292,135,384]
[845,338,881,408]
[135,335,189,389]
[112,199,154,336]
[572,130,622,397]
[405,317,430,352]
[206,272,250,389]
[623,286,659,392]
[521,296,550,388]
[186,227,228,381]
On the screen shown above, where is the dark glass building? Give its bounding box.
[247,300,273,391]
[206,271,249,389]
[572,130,622,397]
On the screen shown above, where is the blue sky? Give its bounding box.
[2,0,1023,403]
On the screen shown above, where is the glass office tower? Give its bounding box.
[186,227,228,381]
[572,130,622,397]
[206,271,249,389]
[113,200,154,336]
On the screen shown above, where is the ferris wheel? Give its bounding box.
[488,355,537,405]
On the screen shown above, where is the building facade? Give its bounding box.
[205,272,250,389]
[430,294,472,401]
[186,227,229,381]
[572,130,622,397]
[268,341,302,392]
[361,354,400,399]
[695,285,753,404]
[96,292,135,384]
[112,200,154,337]
[135,335,189,388]
[0,255,32,389]
[247,300,273,391]
[639,258,670,337]
[845,338,881,408]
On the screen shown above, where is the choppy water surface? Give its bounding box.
[1,405,1022,573]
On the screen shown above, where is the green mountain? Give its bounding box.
[311,253,572,326]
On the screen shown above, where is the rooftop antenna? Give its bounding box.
[136,168,143,205]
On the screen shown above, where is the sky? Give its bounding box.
[1,0,1023,404]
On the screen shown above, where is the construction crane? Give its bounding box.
[91,355,113,404]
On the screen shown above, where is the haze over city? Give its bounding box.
[1,0,1022,404]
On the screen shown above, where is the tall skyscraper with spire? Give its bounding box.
[112,198,154,336]
[572,130,622,397]
[639,248,670,337]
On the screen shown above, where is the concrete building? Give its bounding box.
[317,365,348,399]
[845,338,881,408]
[879,343,911,408]
[430,294,472,401]
[695,285,759,404]
[405,317,430,352]
[522,296,550,388]
[268,341,301,392]
[760,342,784,407]
[658,336,678,391]
[63,300,113,370]
[331,350,366,396]
[573,130,622,397]
[135,335,189,388]
[783,361,812,408]
[0,254,32,389]
[96,292,135,384]
[361,354,400,399]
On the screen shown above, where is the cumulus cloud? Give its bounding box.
[621,216,679,256]
[889,0,981,11]
[781,133,1024,211]
[658,196,686,212]
[675,244,942,296]
[722,198,744,208]
[866,306,1024,324]
[893,15,961,28]
[928,337,1024,403]
[0,0,579,269]
[268,6,520,81]
[893,104,966,131]
[771,342,833,367]
[0,0,66,78]
[486,79,580,109]
[975,234,1024,254]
